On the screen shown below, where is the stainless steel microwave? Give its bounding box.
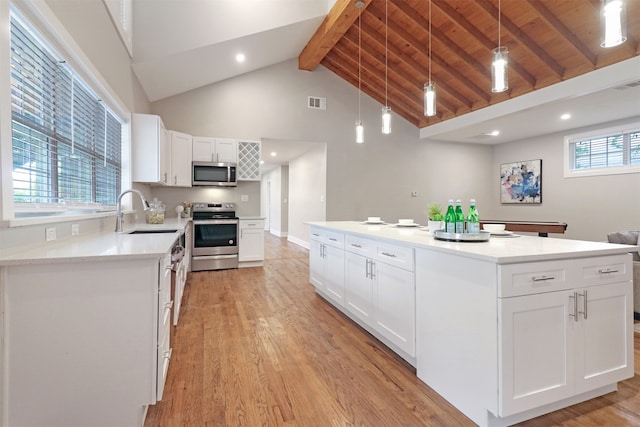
[192,162,237,187]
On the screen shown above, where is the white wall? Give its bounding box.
[492,116,640,241]
[263,167,283,236]
[288,145,327,248]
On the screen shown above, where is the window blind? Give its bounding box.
[10,15,122,212]
[570,127,640,172]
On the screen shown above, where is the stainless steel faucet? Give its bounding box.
[115,189,150,232]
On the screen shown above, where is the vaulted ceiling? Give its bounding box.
[299,0,640,130]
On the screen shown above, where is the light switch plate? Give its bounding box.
[45,227,56,241]
[241,194,249,202]
[71,224,80,236]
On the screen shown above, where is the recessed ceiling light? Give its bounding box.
[270,152,277,157]
[560,113,571,120]
[235,53,245,63]
[486,130,500,136]
[259,160,264,165]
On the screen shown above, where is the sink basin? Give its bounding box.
[128,229,178,234]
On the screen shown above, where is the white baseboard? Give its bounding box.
[269,229,288,237]
[287,235,309,250]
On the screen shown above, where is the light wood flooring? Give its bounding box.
[145,233,640,426]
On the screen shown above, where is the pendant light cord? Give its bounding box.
[428,0,432,82]
[498,0,501,47]
[358,12,361,122]
[385,0,388,107]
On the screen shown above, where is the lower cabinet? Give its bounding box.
[2,251,173,427]
[239,219,265,266]
[499,281,633,416]
[309,228,345,306]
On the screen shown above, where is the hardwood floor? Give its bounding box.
[145,233,640,427]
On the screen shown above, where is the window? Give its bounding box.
[10,14,122,215]
[564,123,640,178]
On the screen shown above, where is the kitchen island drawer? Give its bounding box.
[499,260,571,297]
[345,234,376,256]
[575,254,632,286]
[376,242,414,271]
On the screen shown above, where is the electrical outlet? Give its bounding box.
[71,224,80,236]
[45,227,56,242]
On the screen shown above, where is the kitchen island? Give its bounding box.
[0,218,190,427]
[308,221,636,427]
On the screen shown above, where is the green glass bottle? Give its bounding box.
[455,199,464,233]
[445,199,456,233]
[467,199,480,234]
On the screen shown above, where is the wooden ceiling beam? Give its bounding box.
[298,0,372,71]
[432,0,537,88]
[525,0,597,67]
[475,0,565,79]
[386,1,492,104]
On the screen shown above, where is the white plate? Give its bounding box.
[363,220,385,224]
[394,223,420,227]
[489,230,514,236]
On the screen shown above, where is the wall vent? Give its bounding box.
[308,96,326,110]
[614,81,640,90]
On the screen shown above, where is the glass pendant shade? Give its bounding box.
[381,106,391,134]
[601,0,627,47]
[491,46,509,93]
[356,120,364,144]
[424,82,436,117]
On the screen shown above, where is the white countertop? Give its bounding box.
[239,216,265,220]
[308,221,636,264]
[0,218,190,266]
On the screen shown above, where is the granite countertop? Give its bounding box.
[308,221,635,264]
[0,218,190,266]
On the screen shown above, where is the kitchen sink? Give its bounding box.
[128,229,178,234]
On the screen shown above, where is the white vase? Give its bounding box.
[428,220,444,235]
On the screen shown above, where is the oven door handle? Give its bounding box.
[192,254,238,260]
[193,219,238,225]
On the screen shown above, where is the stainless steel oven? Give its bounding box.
[191,202,239,271]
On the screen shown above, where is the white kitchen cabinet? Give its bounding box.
[309,227,345,307]
[499,280,633,417]
[173,224,191,325]
[239,219,265,266]
[192,137,238,163]
[238,140,261,181]
[2,251,174,427]
[169,130,193,187]
[132,113,170,185]
[344,235,415,357]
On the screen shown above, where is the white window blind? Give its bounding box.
[565,124,640,177]
[10,14,122,213]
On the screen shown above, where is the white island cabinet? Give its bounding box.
[307,221,634,427]
[0,225,188,427]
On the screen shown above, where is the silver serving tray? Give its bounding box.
[433,230,491,242]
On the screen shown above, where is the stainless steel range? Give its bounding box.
[191,202,239,271]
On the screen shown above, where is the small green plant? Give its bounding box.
[427,203,444,221]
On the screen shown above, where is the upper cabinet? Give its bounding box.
[192,137,238,163]
[168,131,193,187]
[132,113,170,185]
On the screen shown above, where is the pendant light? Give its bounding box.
[381,0,391,134]
[491,0,508,93]
[424,0,436,117]
[601,0,627,48]
[356,2,364,143]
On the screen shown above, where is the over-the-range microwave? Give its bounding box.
[192,161,237,187]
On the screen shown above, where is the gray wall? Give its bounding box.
[151,59,494,234]
[492,117,640,241]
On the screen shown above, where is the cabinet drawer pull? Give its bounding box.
[569,292,578,322]
[531,275,555,282]
[164,301,174,310]
[351,243,362,248]
[329,238,338,242]
[247,223,256,226]
[598,268,619,274]
[312,233,320,237]
[164,348,173,360]
[381,252,397,258]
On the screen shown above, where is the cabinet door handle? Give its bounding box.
[370,260,376,279]
[569,292,578,322]
[578,290,588,320]
[365,259,370,278]
[163,348,173,360]
[532,275,555,282]
[351,243,362,248]
[381,252,396,258]
[322,244,326,258]
[164,172,168,183]
[598,268,619,274]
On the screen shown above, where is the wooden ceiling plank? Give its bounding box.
[298,0,372,71]
[343,26,461,113]
[387,1,492,103]
[432,0,537,88]
[475,0,565,79]
[526,0,597,66]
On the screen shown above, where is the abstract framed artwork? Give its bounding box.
[500,159,542,204]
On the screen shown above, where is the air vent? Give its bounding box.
[308,96,326,110]
[614,81,640,90]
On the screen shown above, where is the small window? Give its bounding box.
[564,123,640,178]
